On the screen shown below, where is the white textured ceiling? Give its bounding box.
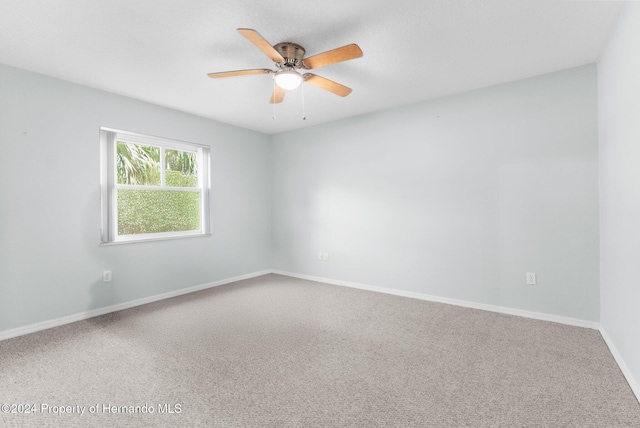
[0,0,623,134]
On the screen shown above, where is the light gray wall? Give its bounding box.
[271,65,600,322]
[598,2,640,396]
[0,63,271,331]
[0,60,603,333]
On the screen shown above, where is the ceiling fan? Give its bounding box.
[207,28,363,104]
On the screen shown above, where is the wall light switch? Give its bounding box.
[103,270,112,282]
[526,272,536,285]
[318,252,323,260]
[322,252,329,261]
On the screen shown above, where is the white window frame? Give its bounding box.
[100,127,211,244]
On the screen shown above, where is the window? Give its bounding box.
[100,128,210,244]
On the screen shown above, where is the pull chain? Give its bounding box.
[272,77,276,120]
[301,81,306,120]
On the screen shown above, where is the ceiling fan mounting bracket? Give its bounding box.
[274,42,305,69]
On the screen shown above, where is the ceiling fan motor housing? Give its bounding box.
[274,42,305,68]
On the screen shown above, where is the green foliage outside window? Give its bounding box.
[117,142,161,185]
[117,189,200,235]
[116,141,200,235]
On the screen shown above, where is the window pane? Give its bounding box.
[165,149,198,188]
[116,141,161,185]
[117,189,201,235]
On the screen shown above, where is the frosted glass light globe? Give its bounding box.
[274,70,303,90]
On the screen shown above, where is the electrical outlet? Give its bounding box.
[103,270,112,282]
[526,272,536,285]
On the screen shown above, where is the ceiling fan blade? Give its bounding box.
[237,28,285,63]
[207,69,272,79]
[270,85,285,104]
[303,74,352,97]
[302,44,363,69]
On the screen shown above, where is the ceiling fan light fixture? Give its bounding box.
[274,70,303,90]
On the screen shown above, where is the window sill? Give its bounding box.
[100,233,212,246]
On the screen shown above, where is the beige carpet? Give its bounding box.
[1,274,639,427]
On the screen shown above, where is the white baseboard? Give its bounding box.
[599,327,640,404]
[0,269,271,342]
[2,268,600,341]
[271,270,600,330]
